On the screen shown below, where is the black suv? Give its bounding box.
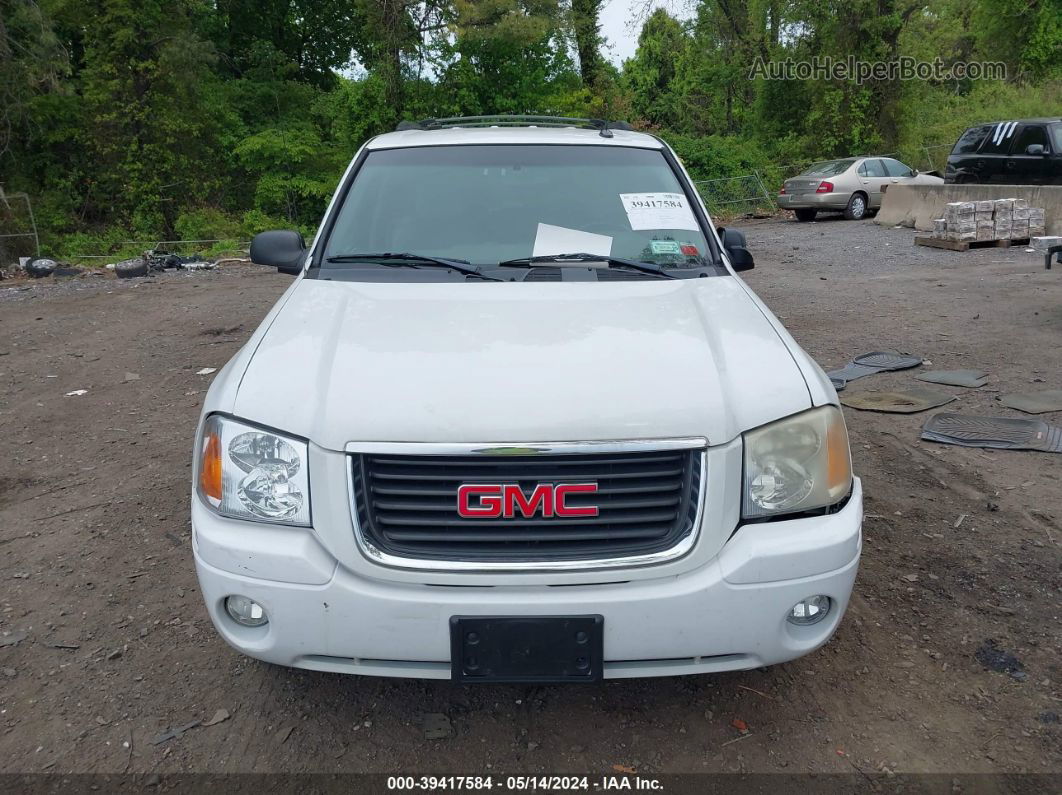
[945,118,1062,185]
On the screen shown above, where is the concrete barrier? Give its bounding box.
[876,184,1062,235]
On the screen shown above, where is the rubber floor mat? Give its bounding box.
[922,413,1062,453]
[916,369,989,388]
[998,390,1062,414]
[840,387,955,414]
[827,352,923,391]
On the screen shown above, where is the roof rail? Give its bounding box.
[395,115,633,138]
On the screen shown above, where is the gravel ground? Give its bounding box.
[0,217,1059,779]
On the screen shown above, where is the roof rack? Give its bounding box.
[395,115,634,138]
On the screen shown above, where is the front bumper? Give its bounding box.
[192,480,862,679]
[777,193,851,210]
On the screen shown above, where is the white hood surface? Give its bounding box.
[232,277,811,450]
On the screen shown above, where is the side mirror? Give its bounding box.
[250,230,307,274]
[910,169,919,177]
[1026,144,1046,156]
[718,227,754,272]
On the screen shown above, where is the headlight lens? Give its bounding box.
[742,406,852,519]
[197,415,311,526]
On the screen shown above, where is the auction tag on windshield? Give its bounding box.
[650,240,682,255]
[620,193,700,231]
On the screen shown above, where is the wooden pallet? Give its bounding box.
[914,236,1031,252]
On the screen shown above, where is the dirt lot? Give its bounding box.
[0,218,1059,778]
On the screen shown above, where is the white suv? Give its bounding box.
[191,116,862,682]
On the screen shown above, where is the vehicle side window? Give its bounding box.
[883,158,914,177]
[1052,125,1062,152]
[953,125,991,154]
[1011,124,1050,153]
[861,159,886,177]
[979,121,1019,154]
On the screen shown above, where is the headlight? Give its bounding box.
[197,415,311,526]
[742,406,852,519]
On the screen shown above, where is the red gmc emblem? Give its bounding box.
[457,483,599,519]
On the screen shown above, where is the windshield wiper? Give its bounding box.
[325,252,502,281]
[497,253,676,279]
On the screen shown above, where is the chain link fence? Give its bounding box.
[693,174,776,218]
[0,190,41,264]
[66,238,251,265]
[919,144,954,173]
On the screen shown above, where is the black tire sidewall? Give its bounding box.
[25,257,58,278]
[845,193,867,220]
[115,259,148,279]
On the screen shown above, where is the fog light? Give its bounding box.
[225,595,268,627]
[788,595,831,626]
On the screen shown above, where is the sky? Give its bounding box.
[599,0,689,65]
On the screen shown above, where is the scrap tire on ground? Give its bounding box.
[794,208,817,222]
[25,257,58,278]
[844,192,868,220]
[114,258,148,279]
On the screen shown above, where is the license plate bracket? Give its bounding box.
[450,615,604,683]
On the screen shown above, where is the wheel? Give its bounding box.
[844,192,868,220]
[114,257,148,279]
[794,208,817,222]
[25,257,58,278]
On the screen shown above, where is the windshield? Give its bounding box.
[801,159,855,177]
[320,145,716,270]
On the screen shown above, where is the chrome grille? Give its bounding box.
[350,447,703,563]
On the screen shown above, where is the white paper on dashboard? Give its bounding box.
[619,192,700,231]
[531,223,613,258]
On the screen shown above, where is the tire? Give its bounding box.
[114,257,148,279]
[794,208,817,222]
[844,192,868,220]
[25,257,58,278]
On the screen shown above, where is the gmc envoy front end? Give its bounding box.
[191,116,862,683]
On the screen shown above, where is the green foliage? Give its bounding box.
[318,75,395,147]
[973,0,1061,81]
[0,0,69,157]
[173,207,244,243]
[571,0,605,87]
[665,134,771,181]
[0,0,1058,261]
[623,9,688,129]
[240,209,316,245]
[233,125,344,227]
[210,0,360,87]
[74,0,231,233]
[437,30,582,116]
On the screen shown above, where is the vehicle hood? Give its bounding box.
[232,277,811,450]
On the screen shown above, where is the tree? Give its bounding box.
[0,0,67,159]
[211,0,362,87]
[623,9,687,128]
[439,0,578,115]
[571,0,604,88]
[351,0,426,119]
[78,0,227,233]
[972,0,1061,82]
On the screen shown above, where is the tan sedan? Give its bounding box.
[778,156,944,221]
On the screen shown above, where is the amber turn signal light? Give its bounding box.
[199,421,223,506]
